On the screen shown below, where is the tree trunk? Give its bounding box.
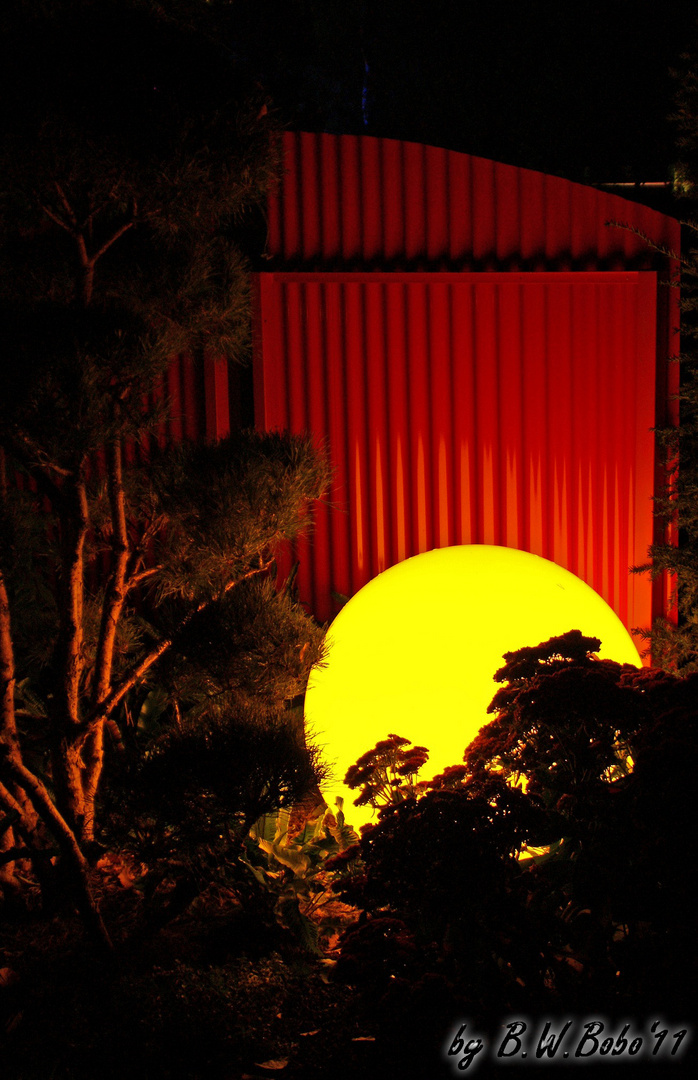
[82,436,130,846]
[81,722,104,847]
[49,475,90,840]
[2,531,111,949]
[0,751,112,951]
[0,474,31,899]
[51,734,89,845]
[0,817,18,898]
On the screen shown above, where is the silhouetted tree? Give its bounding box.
[334,631,698,1036]
[465,630,698,1012]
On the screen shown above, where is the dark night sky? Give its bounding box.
[232,0,698,194]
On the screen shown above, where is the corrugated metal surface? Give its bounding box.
[148,352,229,454]
[256,271,660,645]
[256,133,680,643]
[267,132,680,272]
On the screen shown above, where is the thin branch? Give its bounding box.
[89,637,173,725]
[129,510,169,559]
[38,201,79,237]
[92,220,135,262]
[83,437,131,833]
[0,567,18,745]
[52,478,90,731]
[92,438,130,709]
[40,186,135,305]
[0,776,40,837]
[0,782,24,820]
[128,565,163,587]
[606,220,683,279]
[121,515,169,591]
[54,182,79,229]
[88,561,274,725]
[1,428,72,489]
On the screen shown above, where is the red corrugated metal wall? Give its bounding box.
[150,352,230,449]
[267,132,679,273]
[253,133,680,646]
[256,272,658,640]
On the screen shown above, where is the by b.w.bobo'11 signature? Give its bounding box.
[445,1018,690,1070]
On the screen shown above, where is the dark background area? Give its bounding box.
[231,0,698,197]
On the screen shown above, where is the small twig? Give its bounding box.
[92,220,135,262]
[53,182,79,228]
[38,201,78,237]
[127,565,163,587]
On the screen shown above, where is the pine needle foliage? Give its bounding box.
[116,707,327,871]
[163,576,324,717]
[148,431,331,603]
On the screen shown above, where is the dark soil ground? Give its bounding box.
[0,869,447,1080]
[1,866,695,1080]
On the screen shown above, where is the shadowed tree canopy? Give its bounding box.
[0,0,277,387]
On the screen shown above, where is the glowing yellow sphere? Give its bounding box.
[304,545,641,829]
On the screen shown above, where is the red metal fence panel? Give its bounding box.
[255,271,660,647]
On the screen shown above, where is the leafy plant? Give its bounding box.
[344,733,429,808]
[242,802,360,955]
[468,632,698,1013]
[331,630,698,1025]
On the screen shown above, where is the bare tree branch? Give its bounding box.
[128,565,163,586]
[0,430,72,498]
[53,182,78,229]
[92,438,130,709]
[92,219,135,263]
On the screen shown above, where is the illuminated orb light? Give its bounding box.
[304,545,641,829]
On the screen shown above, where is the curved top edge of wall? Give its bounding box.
[266,130,680,269]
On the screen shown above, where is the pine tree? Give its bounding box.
[0,1,330,944]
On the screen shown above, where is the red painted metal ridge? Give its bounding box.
[267,132,680,273]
